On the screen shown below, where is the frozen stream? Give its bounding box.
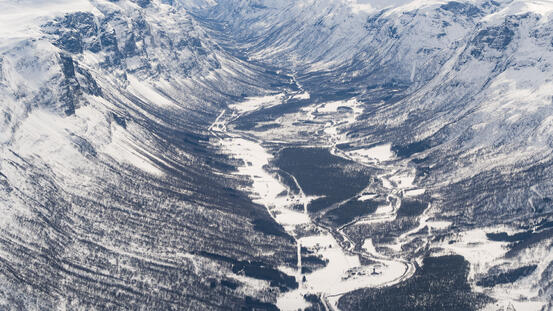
[209,96,421,310]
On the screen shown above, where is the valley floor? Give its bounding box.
[210,110,412,309]
[208,88,506,310]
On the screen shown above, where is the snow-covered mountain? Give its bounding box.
[2,0,553,310]
[186,0,553,309]
[0,0,300,309]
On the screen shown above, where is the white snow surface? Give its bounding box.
[4,0,553,308]
[101,123,165,176]
[127,75,180,108]
[278,233,408,310]
[348,143,395,163]
[435,227,549,310]
[228,94,284,114]
[0,0,97,39]
[213,96,419,311]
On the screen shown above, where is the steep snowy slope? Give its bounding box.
[0,0,302,309]
[350,0,553,219]
[4,0,553,310]
[193,0,505,98]
[184,0,553,309]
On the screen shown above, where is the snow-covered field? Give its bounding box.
[228,94,284,114]
[347,144,395,163]
[279,233,409,310]
[434,227,548,310]
[5,0,553,309]
[211,96,422,310]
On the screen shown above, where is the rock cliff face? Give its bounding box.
[2,0,553,310]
